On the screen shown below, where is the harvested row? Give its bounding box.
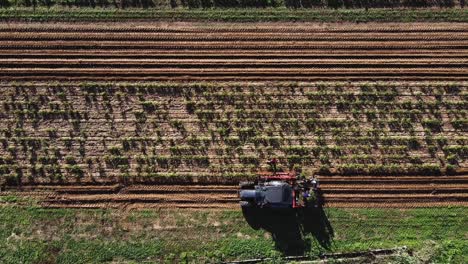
[3,175,467,208]
[3,32,468,41]
[1,22,466,81]
[3,58,468,67]
[2,41,466,48]
[1,68,467,82]
[2,22,468,33]
[5,76,468,81]
[3,49,468,57]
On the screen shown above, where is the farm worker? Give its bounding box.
[267,158,278,173]
[301,188,317,207]
[311,176,319,190]
[303,189,310,205]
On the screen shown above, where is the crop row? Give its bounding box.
[0,0,465,9]
[3,42,467,49]
[2,22,468,33]
[4,32,468,41]
[0,81,466,185]
[4,100,466,110]
[4,81,466,92]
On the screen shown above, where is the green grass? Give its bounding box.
[0,201,466,263]
[0,7,467,22]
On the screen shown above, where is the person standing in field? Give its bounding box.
[267,158,278,173]
[311,176,319,190]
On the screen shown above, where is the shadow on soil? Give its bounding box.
[242,190,334,256]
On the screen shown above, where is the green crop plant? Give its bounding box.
[411,164,442,175]
[57,92,67,101]
[64,156,76,164]
[408,156,423,164]
[1,128,12,138]
[65,165,84,178]
[435,136,448,147]
[140,101,162,113]
[282,146,309,156]
[447,109,467,118]
[45,128,58,138]
[155,156,170,168]
[451,119,468,130]
[170,120,186,132]
[444,83,461,94]
[319,154,330,165]
[444,101,466,110]
[118,165,130,174]
[30,165,45,179]
[427,146,438,158]
[251,136,280,147]
[455,136,468,145]
[239,155,259,165]
[135,155,149,165]
[0,165,11,176]
[446,154,459,165]
[185,100,196,114]
[38,155,57,166]
[108,146,123,155]
[71,119,81,131]
[336,163,410,175]
[195,110,217,121]
[133,111,147,123]
[62,137,73,150]
[190,156,210,167]
[344,154,375,164]
[104,155,129,168]
[443,145,468,156]
[445,164,457,175]
[368,164,401,175]
[187,135,212,147]
[85,157,93,168]
[425,132,435,145]
[7,146,18,157]
[169,146,205,155]
[0,137,7,149]
[287,155,303,166]
[238,127,256,141]
[337,164,367,175]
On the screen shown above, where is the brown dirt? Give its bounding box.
[1,22,467,81]
[3,174,467,209]
[0,22,467,210]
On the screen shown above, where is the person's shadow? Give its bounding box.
[241,190,334,256]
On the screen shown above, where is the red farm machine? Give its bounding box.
[239,159,320,210]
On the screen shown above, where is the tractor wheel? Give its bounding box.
[240,201,253,208]
[239,181,255,189]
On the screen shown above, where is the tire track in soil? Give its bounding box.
[3,175,467,209]
[1,23,467,81]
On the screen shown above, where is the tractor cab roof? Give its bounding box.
[260,181,293,205]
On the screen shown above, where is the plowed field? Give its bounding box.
[0,22,467,208]
[3,174,467,208]
[1,23,467,81]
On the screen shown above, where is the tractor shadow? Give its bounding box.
[242,190,334,256]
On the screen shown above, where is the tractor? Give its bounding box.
[239,159,319,210]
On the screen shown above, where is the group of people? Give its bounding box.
[266,158,321,207]
[301,176,320,206]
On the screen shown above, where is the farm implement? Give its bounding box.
[239,160,320,210]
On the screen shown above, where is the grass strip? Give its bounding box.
[0,7,467,22]
[0,200,466,263]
